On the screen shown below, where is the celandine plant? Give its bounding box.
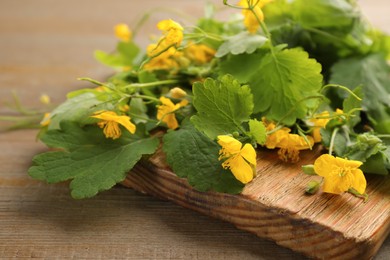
[7,0,390,199]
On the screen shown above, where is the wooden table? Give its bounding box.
[1,0,389,259]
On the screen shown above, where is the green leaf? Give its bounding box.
[163,122,244,194]
[49,92,115,130]
[218,51,264,83]
[94,50,128,68]
[117,41,140,62]
[248,119,266,145]
[249,48,323,125]
[191,75,253,139]
[29,122,159,199]
[215,32,268,58]
[293,0,358,30]
[330,54,390,132]
[360,152,389,175]
[129,98,148,124]
[94,41,140,69]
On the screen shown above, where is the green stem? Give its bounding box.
[131,94,160,103]
[138,43,177,71]
[377,135,390,138]
[328,127,339,155]
[321,84,362,101]
[127,112,158,123]
[124,79,181,90]
[0,115,41,121]
[186,29,224,42]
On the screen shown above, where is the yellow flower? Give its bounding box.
[40,113,51,127]
[144,44,182,71]
[309,109,345,143]
[114,23,132,42]
[157,97,188,129]
[276,134,314,163]
[238,0,273,33]
[264,119,313,162]
[185,44,216,64]
[91,111,136,140]
[40,94,50,105]
[217,135,257,184]
[169,87,187,99]
[309,111,330,143]
[314,154,367,195]
[157,19,184,46]
[264,121,290,149]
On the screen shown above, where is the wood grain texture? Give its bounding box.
[123,147,390,259]
[0,0,389,259]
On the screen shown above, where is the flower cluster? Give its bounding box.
[26,0,390,200]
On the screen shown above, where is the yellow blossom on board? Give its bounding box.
[264,121,290,149]
[114,23,132,42]
[157,19,184,46]
[276,134,314,163]
[157,97,188,129]
[40,113,51,127]
[39,94,50,105]
[263,119,313,162]
[314,154,367,195]
[217,135,257,184]
[169,87,187,99]
[91,111,136,140]
[185,44,216,64]
[238,0,273,33]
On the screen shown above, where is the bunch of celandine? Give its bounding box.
[28,0,390,199]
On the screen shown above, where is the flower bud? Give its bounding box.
[305,180,320,194]
[302,164,316,175]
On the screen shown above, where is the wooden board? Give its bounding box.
[123,147,390,259]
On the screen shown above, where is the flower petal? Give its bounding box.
[351,169,367,195]
[228,155,254,184]
[313,154,335,178]
[322,173,352,194]
[240,143,257,166]
[217,135,242,155]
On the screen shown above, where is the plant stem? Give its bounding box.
[124,79,181,90]
[328,127,339,155]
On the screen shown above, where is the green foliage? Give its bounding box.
[292,0,358,30]
[29,122,159,198]
[95,41,140,68]
[218,51,264,83]
[191,75,253,139]
[248,119,266,145]
[49,92,116,130]
[215,32,268,58]
[330,54,390,133]
[249,48,323,125]
[163,121,244,194]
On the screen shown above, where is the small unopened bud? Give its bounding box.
[40,94,50,105]
[114,23,132,42]
[305,180,320,194]
[232,131,240,138]
[302,164,316,175]
[170,87,187,99]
